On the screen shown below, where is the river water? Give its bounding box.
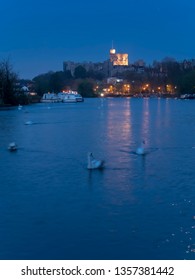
[0,97,194,260]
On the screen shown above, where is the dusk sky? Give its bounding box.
[1,0,195,79]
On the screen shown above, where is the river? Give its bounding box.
[0,97,194,260]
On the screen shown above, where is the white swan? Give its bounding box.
[25,121,33,125]
[8,142,17,151]
[18,104,22,110]
[136,140,146,155]
[87,152,104,169]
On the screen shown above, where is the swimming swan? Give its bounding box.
[87,152,104,169]
[25,121,33,125]
[8,142,17,151]
[136,140,146,155]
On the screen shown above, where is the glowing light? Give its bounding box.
[110,48,116,54]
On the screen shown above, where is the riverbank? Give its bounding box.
[0,104,13,110]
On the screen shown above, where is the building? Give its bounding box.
[110,47,128,66]
[109,45,130,76]
[63,60,109,77]
[63,44,146,78]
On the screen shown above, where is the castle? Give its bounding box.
[63,45,139,77]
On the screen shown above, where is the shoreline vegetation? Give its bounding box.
[1,57,195,107]
[1,93,194,110]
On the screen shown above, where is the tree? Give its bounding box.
[77,81,95,97]
[0,59,18,105]
[179,70,195,93]
[49,71,73,92]
[33,70,73,95]
[87,69,105,80]
[74,65,87,79]
[49,71,65,93]
[33,72,53,95]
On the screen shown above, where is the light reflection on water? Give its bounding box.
[0,98,195,260]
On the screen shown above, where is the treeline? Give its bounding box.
[122,59,195,94]
[32,65,105,97]
[32,59,195,96]
[1,58,195,106]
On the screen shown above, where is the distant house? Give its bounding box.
[21,86,29,92]
[20,85,37,96]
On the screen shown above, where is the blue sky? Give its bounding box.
[1,0,195,79]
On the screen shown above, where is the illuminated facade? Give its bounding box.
[110,48,128,66]
[113,54,128,66]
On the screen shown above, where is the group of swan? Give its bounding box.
[7,139,145,168]
[87,141,146,170]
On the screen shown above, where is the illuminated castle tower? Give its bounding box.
[109,43,128,66]
[110,44,116,63]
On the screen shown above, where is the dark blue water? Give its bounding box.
[0,98,195,260]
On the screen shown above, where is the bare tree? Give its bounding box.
[0,59,18,105]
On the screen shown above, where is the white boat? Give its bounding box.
[41,93,61,103]
[41,91,84,103]
[180,93,195,99]
[62,93,77,103]
[58,91,84,103]
[75,93,84,102]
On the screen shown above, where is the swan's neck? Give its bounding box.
[88,155,93,168]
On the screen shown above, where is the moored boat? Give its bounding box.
[180,93,195,99]
[58,91,84,103]
[41,91,84,103]
[62,93,77,103]
[75,93,84,102]
[41,93,61,103]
